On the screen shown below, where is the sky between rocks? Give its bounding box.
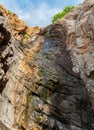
[0,0,84,27]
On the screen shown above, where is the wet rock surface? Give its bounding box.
[0,0,94,130]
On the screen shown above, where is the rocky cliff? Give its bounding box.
[0,0,94,130]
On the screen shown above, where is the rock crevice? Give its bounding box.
[0,0,94,130]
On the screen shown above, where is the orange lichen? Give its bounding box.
[0,4,40,42]
[13,36,43,129]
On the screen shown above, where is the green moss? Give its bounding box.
[7,10,12,15]
[23,34,30,43]
[28,80,52,101]
[40,87,47,99]
[38,70,43,77]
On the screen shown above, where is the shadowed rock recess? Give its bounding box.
[0,0,94,130]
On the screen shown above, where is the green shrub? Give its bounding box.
[52,6,75,23]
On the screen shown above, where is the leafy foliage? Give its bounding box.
[52,6,75,23]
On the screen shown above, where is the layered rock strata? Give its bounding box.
[0,0,94,130]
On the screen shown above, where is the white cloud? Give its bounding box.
[55,0,84,6]
[0,0,84,27]
[0,0,60,27]
[16,2,60,27]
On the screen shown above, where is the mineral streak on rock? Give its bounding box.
[0,0,94,130]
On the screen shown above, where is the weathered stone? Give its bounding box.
[0,0,94,130]
[0,120,10,130]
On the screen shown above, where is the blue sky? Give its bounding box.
[0,0,84,27]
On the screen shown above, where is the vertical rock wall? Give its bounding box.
[0,0,94,130]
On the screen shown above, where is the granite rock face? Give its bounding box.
[0,120,10,130]
[0,0,94,130]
